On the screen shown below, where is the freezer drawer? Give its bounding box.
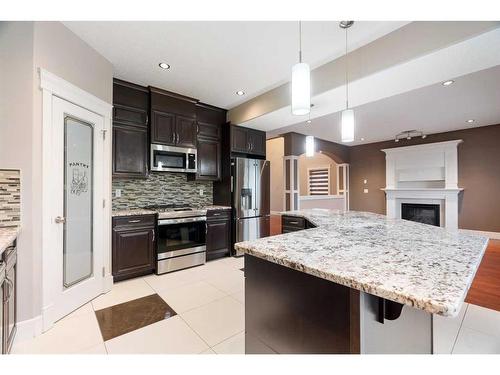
[235,216,270,256]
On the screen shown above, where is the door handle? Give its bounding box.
[55,216,66,224]
[4,277,13,302]
[172,133,175,143]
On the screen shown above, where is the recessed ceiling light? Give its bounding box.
[159,62,170,70]
[442,80,454,86]
[466,119,475,123]
[236,90,245,96]
[361,137,365,141]
[306,120,312,124]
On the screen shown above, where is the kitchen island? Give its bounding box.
[234,209,489,354]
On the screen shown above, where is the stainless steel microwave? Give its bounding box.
[150,144,197,173]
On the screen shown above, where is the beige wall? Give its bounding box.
[0,21,113,324]
[298,152,338,196]
[266,137,284,213]
[0,21,36,322]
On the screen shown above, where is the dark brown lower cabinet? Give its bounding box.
[112,215,156,282]
[206,209,231,261]
[281,215,315,234]
[2,241,17,354]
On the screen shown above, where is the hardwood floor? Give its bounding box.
[466,239,500,312]
[270,215,500,312]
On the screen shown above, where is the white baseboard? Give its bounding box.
[104,273,113,293]
[14,314,43,344]
[460,229,500,240]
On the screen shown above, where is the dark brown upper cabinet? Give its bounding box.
[112,79,149,178]
[151,110,176,145]
[150,87,198,148]
[230,124,266,156]
[248,129,266,156]
[188,103,227,182]
[176,116,197,148]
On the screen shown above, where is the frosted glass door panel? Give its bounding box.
[64,116,94,288]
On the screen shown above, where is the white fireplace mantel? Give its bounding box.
[382,140,464,230]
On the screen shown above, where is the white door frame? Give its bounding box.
[40,69,113,332]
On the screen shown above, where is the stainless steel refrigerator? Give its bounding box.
[232,157,270,255]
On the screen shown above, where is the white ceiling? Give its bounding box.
[266,65,500,145]
[63,21,408,109]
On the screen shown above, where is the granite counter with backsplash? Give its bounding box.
[111,171,232,217]
[112,172,213,210]
[0,169,21,256]
[112,205,231,218]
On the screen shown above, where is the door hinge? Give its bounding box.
[102,267,105,277]
[101,129,107,140]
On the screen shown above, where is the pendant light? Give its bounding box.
[305,135,315,157]
[291,21,311,116]
[340,21,354,143]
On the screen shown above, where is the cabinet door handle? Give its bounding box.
[288,221,299,225]
[152,229,155,242]
[212,213,221,216]
[4,277,13,302]
[172,133,176,143]
[128,219,141,223]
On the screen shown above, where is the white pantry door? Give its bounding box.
[49,96,105,323]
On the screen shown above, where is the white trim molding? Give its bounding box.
[39,69,112,116]
[40,69,113,333]
[382,141,464,230]
[13,315,43,345]
[459,229,500,240]
[283,155,300,211]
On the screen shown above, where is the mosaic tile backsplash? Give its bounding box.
[112,172,213,210]
[0,169,21,227]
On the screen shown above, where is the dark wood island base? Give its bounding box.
[244,254,433,354]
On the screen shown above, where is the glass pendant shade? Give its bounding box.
[305,135,315,157]
[341,109,355,143]
[291,62,311,116]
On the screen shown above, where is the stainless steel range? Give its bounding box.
[145,204,207,274]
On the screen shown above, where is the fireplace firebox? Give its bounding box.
[401,203,440,227]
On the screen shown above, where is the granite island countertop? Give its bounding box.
[0,226,20,256]
[235,209,489,317]
[112,205,231,217]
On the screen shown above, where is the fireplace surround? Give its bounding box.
[382,140,463,230]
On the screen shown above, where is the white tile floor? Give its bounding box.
[10,256,500,354]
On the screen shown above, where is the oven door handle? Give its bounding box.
[158,216,207,225]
